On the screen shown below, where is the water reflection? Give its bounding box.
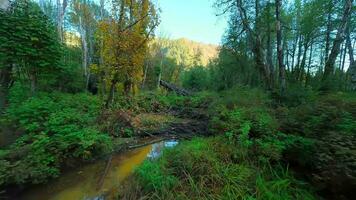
[17,139,178,200]
[147,139,178,159]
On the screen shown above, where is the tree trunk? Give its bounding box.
[296,33,303,78]
[299,40,309,82]
[291,33,298,72]
[236,0,272,89]
[338,42,344,70]
[345,20,355,90]
[276,0,286,93]
[266,2,274,77]
[105,79,117,109]
[323,0,352,81]
[341,42,347,72]
[157,53,163,89]
[57,0,68,42]
[306,39,313,87]
[324,0,333,65]
[79,13,89,88]
[0,65,12,113]
[141,62,149,89]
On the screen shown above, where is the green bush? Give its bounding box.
[0,92,112,186]
[277,92,356,136]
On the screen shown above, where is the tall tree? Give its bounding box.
[276,0,286,93]
[97,0,159,108]
[346,21,356,90]
[323,0,353,81]
[57,0,68,42]
[236,0,272,88]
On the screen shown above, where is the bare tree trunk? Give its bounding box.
[276,0,286,93]
[306,39,313,87]
[324,0,333,65]
[296,34,303,78]
[323,0,352,81]
[291,33,298,72]
[157,56,163,89]
[79,13,89,88]
[57,0,68,42]
[236,0,272,88]
[345,21,355,90]
[142,61,149,89]
[341,42,347,72]
[266,2,274,77]
[299,40,309,82]
[338,42,344,70]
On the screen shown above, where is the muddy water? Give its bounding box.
[18,140,178,200]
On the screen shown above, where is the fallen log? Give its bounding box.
[160,80,191,96]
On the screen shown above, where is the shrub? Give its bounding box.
[0,92,112,186]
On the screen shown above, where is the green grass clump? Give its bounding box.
[121,137,316,200]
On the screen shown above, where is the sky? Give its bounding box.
[156,0,228,45]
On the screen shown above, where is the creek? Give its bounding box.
[16,139,178,200]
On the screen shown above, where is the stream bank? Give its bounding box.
[8,139,178,200]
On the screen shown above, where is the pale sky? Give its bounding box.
[156,0,227,45]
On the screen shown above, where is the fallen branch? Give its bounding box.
[128,138,166,149]
[97,154,112,190]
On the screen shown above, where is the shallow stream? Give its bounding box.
[17,139,178,200]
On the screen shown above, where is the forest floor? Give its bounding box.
[1,88,355,200]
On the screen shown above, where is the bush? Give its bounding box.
[0,92,112,186]
[277,92,356,136]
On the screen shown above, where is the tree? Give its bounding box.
[323,0,353,82]
[0,0,62,95]
[346,21,356,90]
[276,0,286,93]
[96,0,159,108]
[57,0,68,42]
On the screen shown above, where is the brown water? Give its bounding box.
[17,140,178,200]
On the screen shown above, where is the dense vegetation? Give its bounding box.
[0,0,355,200]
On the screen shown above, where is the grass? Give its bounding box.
[119,137,316,200]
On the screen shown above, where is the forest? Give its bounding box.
[0,0,355,199]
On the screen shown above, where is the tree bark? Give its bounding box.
[306,39,314,86]
[323,0,353,81]
[57,0,68,42]
[345,20,355,90]
[324,0,333,65]
[266,2,274,77]
[141,61,149,89]
[79,11,89,88]
[296,33,303,77]
[291,32,299,72]
[105,79,117,109]
[0,65,12,113]
[276,0,286,93]
[236,0,272,89]
[299,40,309,82]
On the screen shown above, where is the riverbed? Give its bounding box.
[16,139,178,200]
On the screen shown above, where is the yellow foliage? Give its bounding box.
[95,0,158,95]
